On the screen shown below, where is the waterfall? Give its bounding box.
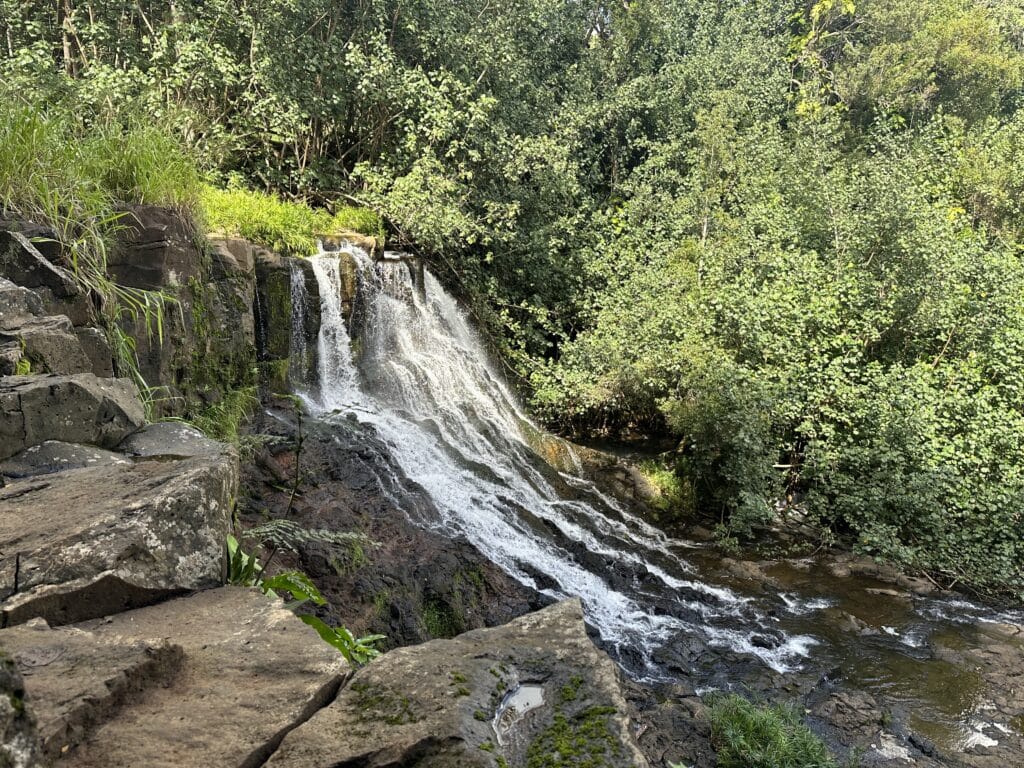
[308,248,362,409]
[300,245,815,679]
[288,261,308,387]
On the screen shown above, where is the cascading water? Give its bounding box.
[285,244,1024,758]
[309,247,362,408]
[288,261,308,386]
[301,244,815,677]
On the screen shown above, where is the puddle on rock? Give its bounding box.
[492,684,545,745]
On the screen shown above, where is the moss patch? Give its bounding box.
[526,706,623,768]
[348,680,425,727]
[421,599,465,639]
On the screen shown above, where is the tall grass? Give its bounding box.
[200,186,383,258]
[0,95,200,400]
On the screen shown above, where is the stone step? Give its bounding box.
[24,588,348,767]
[0,619,183,761]
[0,425,237,627]
[0,373,145,462]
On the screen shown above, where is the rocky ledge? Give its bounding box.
[0,207,651,768]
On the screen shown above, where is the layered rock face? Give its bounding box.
[109,206,258,418]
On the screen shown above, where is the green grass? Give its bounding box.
[185,386,259,449]
[0,96,200,391]
[199,186,383,258]
[708,694,837,768]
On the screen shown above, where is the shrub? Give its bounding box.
[708,694,836,768]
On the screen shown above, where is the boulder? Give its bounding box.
[0,231,91,325]
[0,447,237,626]
[0,374,144,461]
[0,315,93,375]
[0,619,182,760]
[266,599,650,768]
[73,326,114,378]
[117,422,224,459]
[0,441,130,480]
[0,278,44,331]
[0,651,44,768]
[59,588,348,768]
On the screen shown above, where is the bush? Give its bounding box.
[708,694,836,768]
[199,186,383,258]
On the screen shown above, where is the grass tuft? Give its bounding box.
[708,694,837,768]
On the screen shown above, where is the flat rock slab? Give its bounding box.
[118,422,226,459]
[0,441,130,480]
[267,598,650,768]
[0,619,182,760]
[63,588,348,768]
[0,449,237,626]
[0,374,144,461]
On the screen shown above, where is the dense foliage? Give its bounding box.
[2,0,1023,592]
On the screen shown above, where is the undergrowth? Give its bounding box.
[200,186,383,258]
[185,386,259,451]
[708,694,837,768]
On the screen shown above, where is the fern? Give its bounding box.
[243,519,370,554]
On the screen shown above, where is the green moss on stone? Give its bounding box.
[348,680,424,726]
[526,706,623,768]
[422,599,464,639]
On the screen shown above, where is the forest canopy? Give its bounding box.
[2,0,1023,593]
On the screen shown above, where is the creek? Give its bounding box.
[289,243,1023,766]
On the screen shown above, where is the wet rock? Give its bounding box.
[0,314,93,375]
[266,599,649,768]
[0,374,144,461]
[0,441,130,479]
[254,255,321,392]
[60,588,348,768]
[623,680,714,768]
[814,691,884,739]
[117,421,224,459]
[0,618,182,760]
[0,447,236,626]
[721,557,778,587]
[0,650,44,768]
[239,405,542,649]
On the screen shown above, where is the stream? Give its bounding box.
[290,243,1024,766]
